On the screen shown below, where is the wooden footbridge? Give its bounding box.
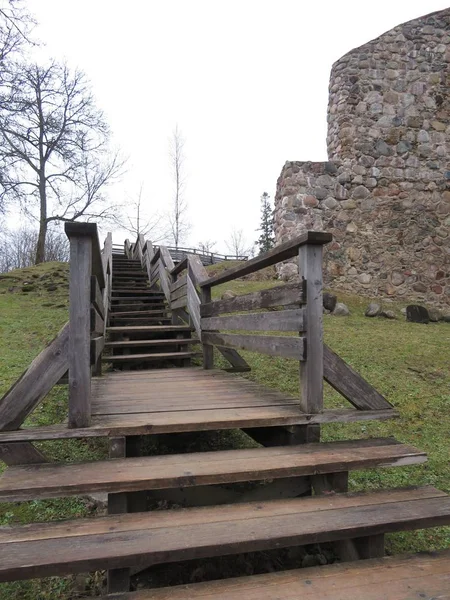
[0,224,449,598]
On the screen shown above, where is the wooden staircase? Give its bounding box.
[0,228,449,598]
[104,252,197,368]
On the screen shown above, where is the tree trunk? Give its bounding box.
[35,171,47,264]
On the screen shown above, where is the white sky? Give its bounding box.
[23,1,450,252]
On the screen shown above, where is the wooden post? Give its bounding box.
[67,233,92,428]
[201,285,214,369]
[298,243,324,443]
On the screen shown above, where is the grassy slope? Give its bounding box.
[0,262,449,597]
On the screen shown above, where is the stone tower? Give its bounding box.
[275,8,450,306]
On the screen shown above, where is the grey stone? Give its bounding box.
[365,303,381,317]
[406,305,430,324]
[374,139,391,156]
[279,263,298,281]
[221,290,237,300]
[379,310,397,319]
[333,302,350,316]
[352,185,370,199]
[323,292,337,312]
[428,308,442,322]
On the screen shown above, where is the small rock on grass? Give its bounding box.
[333,302,350,316]
[323,292,337,312]
[221,290,236,300]
[428,308,442,322]
[365,302,380,317]
[379,310,397,319]
[406,305,430,324]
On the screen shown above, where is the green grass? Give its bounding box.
[0,264,449,597]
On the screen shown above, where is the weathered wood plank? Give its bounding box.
[99,550,450,600]
[201,309,305,332]
[90,336,105,366]
[216,347,251,372]
[160,245,175,271]
[0,323,69,431]
[0,443,48,466]
[202,332,305,360]
[0,487,448,581]
[170,274,187,293]
[323,344,393,410]
[68,235,92,428]
[65,222,105,289]
[187,275,201,340]
[0,439,426,501]
[171,296,188,310]
[202,286,214,368]
[170,283,187,302]
[201,232,332,288]
[90,276,105,319]
[158,259,171,303]
[299,243,324,417]
[201,283,304,317]
[90,306,104,336]
[188,254,209,287]
[170,257,188,278]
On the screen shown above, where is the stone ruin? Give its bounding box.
[275,8,450,307]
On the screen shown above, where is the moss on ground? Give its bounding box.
[0,264,449,597]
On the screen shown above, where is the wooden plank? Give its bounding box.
[201,232,332,288]
[170,283,187,302]
[187,274,201,339]
[90,276,105,319]
[90,306,104,336]
[201,283,304,317]
[216,346,251,372]
[158,259,171,303]
[170,274,187,293]
[0,439,426,501]
[68,235,92,428]
[0,323,69,431]
[324,344,393,410]
[102,352,195,363]
[170,257,188,278]
[0,408,398,442]
[299,243,324,418]
[202,332,305,360]
[201,309,305,332]
[64,222,105,289]
[99,550,450,600]
[0,487,448,581]
[202,286,214,367]
[0,443,48,466]
[90,336,105,365]
[171,296,188,310]
[188,254,209,287]
[160,245,175,271]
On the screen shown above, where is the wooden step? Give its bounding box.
[109,303,167,311]
[0,486,449,582]
[111,296,166,302]
[0,439,426,502]
[105,339,198,347]
[99,550,450,599]
[107,326,192,333]
[108,310,169,317]
[109,317,172,324]
[103,351,196,362]
[112,290,162,295]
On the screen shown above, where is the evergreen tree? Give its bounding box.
[256,192,275,254]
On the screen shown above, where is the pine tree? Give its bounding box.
[256,192,275,254]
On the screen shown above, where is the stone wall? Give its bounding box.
[275,8,450,306]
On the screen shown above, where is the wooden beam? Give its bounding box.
[201,309,305,333]
[202,332,305,360]
[201,232,332,288]
[0,443,48,466]
[323,344,393,410]
[201,283,305,317]
[65,222,104,289]
[170,257,188,278]
[299,244,324,421]
[90,276,105,319]
[216,347,251,372]
[68,234,92,428]
[202,286,214,368]
[0,323,69,431]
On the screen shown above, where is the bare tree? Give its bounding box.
[168,125,189,249]
[198,239,216,253]
[113,184,169,242]
[0,225,69,272]
[0,0,35,66]
[225,228,253,257]
[0,60,123,263]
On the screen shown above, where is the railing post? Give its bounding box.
[201,285,214,368]
[298,242,324,441]
[66,227,92,428]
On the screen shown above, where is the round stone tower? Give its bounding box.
[275,8,450,305]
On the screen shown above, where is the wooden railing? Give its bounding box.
[152,245,248,266]
[64,223,112,428]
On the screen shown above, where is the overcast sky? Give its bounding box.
[26,1,450,253]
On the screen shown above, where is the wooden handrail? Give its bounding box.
[200,232,332,288]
